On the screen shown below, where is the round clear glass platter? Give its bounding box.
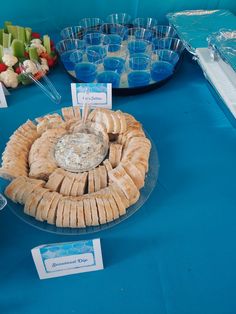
[1,118,159,235]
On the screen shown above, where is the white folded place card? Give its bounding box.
[71,83,112,109]
[31,239,103,279]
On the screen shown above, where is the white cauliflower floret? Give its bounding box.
[30,43,46,55]
[23,60,38,75]
[2,54,18,67]
[31,39,42,45]
[0,69,18,88]
[40,58,49,72]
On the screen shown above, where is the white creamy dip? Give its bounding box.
[54,132,107,172]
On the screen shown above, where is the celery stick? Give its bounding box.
[11,39,25,58]
[17,26,25,43]
[0,45,3,62]
[3,33,12,48]
[4,21,12,32]
[0,29,3,45]
[43,35,51,54]
[7,25,18,39]
[25,27,32,43]
[29,47,38,61]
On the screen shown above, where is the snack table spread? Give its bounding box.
[1,52,236,314]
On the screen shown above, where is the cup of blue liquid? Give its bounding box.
[157,38,185,55]
[133,17,158,29]
[101,23,129,40]
[104,34,123,46]
[128,71,151,87]
[129,53,150,70]
[70,49,83,61]
[60,26,84,39]
[152,38,162,50]
[86,45,107,63]
[84,32,104,45]
[106,13,131,26]
[153,49,179,66]
[75,62,97,82]
[97,71,120,88]
[103,56,126,74]
[60,50,78,71]
[128,40,151,54]
[79,17,104,33]
[152,25,177,39]
[56,39,86,55]
[151,61,174,81]
[128,28,154,42]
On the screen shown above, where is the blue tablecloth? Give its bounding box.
[1,54,236,314]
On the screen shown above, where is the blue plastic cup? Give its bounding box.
[128,28,154,42]
[61,50,78,71]
[86,45,107,63]
[97,71,120,87]
[103,56,126,74]
[153,49,179,66]
[128,40,151,54]
[152,25,177,39]
[129,54,150,70]
[60,26,84,39]
[151,61,174,81]
[106,13,131,26]
[128,71,151,87]
[75,62,97,82]
[133,17,158,29]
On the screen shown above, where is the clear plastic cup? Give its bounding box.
[133,17,158,29]
[103,56,126,74]
[128,27,154,42]
[129,53,151,70]
[100,23,128,40]
[80,17,104,32]
[60,26,84,39]
[75,62,97,82]
[104,34,123,45]
[107,43,128,57]
[56,39,86,55]
[70,50,84,65]
[106,13,131,26]
[61,50,79,71]
[84,32,104,45]
[150,61,174,81]
[152,25,177,38]
[157,37,185,55]
[152,49,179,66]
[97,71,121,87]
[128,70,151,87]
[86,45,107,63]
[128,39,151,54]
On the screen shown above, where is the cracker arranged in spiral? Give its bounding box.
[0,107,151,228]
